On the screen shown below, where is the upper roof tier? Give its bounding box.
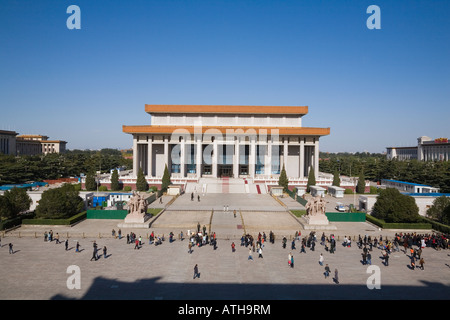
[145,104,308,115]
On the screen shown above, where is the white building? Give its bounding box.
[381,179,440,194]
[359,193,449,217]
[387,136,450,161]
[123,104,330,185]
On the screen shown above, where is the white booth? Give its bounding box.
[310,185,326,197]
[327,186,345,198]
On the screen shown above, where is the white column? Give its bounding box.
[133,135,138,177]
[283,138,288,172]
[212,138,218,177]
[314,139,319,178]
[250,137,256,178]
[164,136,169,173]
[265,138,272,177]
[180,137,185,177]
[147,139,153,177]
[196,137,202,178]
[299,138,304,179]
[234,138,240,178]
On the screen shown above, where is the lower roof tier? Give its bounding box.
[122,125,330,136]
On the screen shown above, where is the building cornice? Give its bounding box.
[145,104,308,115]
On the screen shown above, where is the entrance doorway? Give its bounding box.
[219,165,233,177]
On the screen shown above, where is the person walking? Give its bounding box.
[193,264,199,279]
[367,252,372,265]
[8,243,13,254]
[334,269,339,284]
[103,246,107,258]
[188,242,193,254]
[231,242,236,252]
[319,253,324,266]
[90,248,98,261]
[288,253,292,267]
[76,241,81,253]
[324,264,331,278]
[248,248,253,261]
[65,239,69,251]
[419,257,425,270]
[290,254,294,268]
[258,247,263,259]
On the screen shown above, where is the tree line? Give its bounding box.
[0,149,132,185]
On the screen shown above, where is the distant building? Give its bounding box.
[17,134,67,155]
[381,179,440,194]
[0,130,18,155]
[386,136,450,161]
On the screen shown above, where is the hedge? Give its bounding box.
[0,212,36,231]
[22,211,87,226]
[365,214,432,230]
[418,216,450,234]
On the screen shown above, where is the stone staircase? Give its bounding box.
[185,177,266,194]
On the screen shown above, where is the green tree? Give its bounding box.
[110,169,120,191]
[332,170,340,187]
[161,164,171,193]
[372,188,420,223]
[426,195,450,225]
[136,168,148,192]
[356,170,366,194]
[0,188,32,219]
[85,171,97,191]
[306,166,316,193]
[278,164,289,192]
[36,184,83,219]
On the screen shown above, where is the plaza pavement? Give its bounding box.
[0,192,449,300]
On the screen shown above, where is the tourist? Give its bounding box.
[290,254,294,268]
[8,243,13,254]
[231,242,235,252]
[334,269,339,284]
[248,248,253,261]
[65,239,69,251]
[188,242,193,254]
[319,253,324,266]
[90,248,97,261]
[258,247,263,259]
[103,246,107,258]
[193,264,199,279]
[419,257,425,270]
[367,252,372,265]
[76,241,81,252]
[324,264,331,278]
[288,253,292,267]
[118,229,122,239]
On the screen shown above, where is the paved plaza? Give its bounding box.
[0,192,449,300]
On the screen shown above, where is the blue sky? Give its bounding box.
[1,0,449,153]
